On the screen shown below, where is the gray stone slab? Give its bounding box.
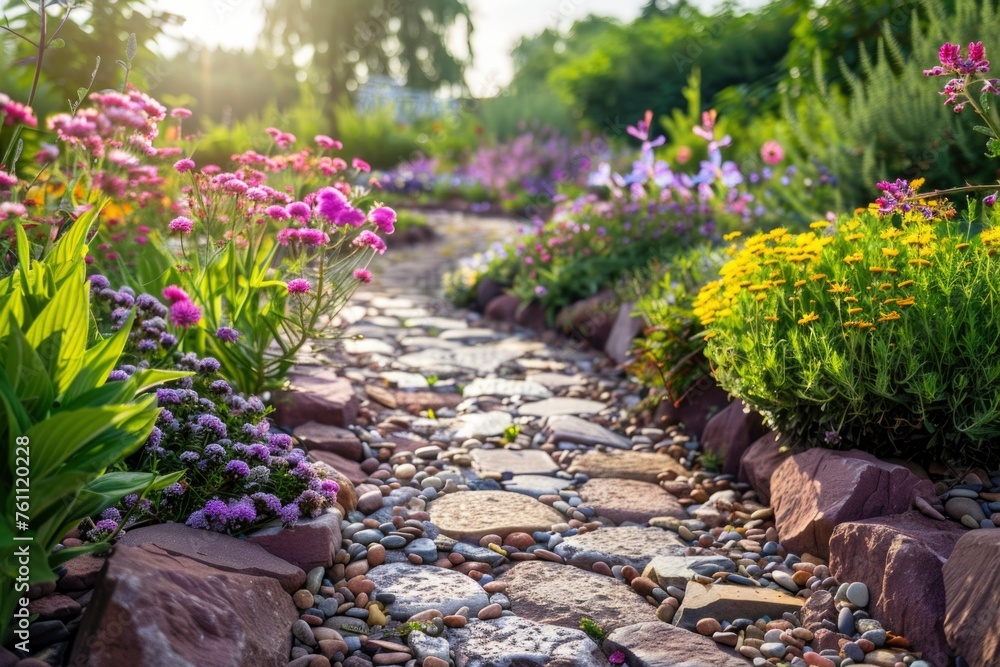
[463,378,552,400]
[543,415,632,449]
[503,475,574,498]
[448,617,610,667]
[365,562,490,619]
[519,397,607,417]
[553,526,689,570]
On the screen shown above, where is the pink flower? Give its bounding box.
[0,170,18,187]
[169,300,202,328]
[352,157,371,173]
[352,230,387,255]
[369,206,396,234]
[266,205,290,220]
[168,216,194,234]
[287,278,311,294]
[162,285,190,303]
[170,108,193,119]
[1,99,38,127]
[353,268,372,283]
[760,141,784,165]
[286,201,312,221]
[315,135,342,150]
[608,651,626,665]
[676,146,692,164]
[174,158,196,173]
[317,186,348,222]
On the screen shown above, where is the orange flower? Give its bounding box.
[797,312,819,326]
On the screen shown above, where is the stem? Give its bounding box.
[26,0,47,108]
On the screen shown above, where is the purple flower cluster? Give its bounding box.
[873,179,935,220]
[90,277,178,357]
[924,42,999,112]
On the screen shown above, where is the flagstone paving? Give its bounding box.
[246,213,930,667]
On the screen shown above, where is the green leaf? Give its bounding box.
[973,125,997,138]
[48,37,65,49]
[131,368,192,393]
[49,204,102,284]
[77,87,88,103]
[988,139,1000,159]
[63,309,135,403]
[24,276,89,395]
[981,92,992,114]
[2,319,54,418]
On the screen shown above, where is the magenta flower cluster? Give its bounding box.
[924,42,999,112]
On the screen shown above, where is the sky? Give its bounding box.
[154,0,677,91]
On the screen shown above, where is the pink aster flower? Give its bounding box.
[286,201,312,221]
[353,268,372,283]
[315,135,342,150]
[760,141,784,165]
[266,205,290,220]
[174,158,196,173]
[0,170,18,187]
[1,99,38,127]
[352,157,371,173]
[287,278,311,294]
[369,206,396,234]
[168,216,194,234]
[170,108,192,119]
[162,285,190,303]
[169,300,202,328]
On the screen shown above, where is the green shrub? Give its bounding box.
[0,210,184,641]
[626,246,726,405]
[785,0,1000,207]
[696,205,1000,466]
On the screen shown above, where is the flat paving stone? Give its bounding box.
[525,372,585,389]
[398,336,463,350]
[519,397,607,417]
[672,581,804,631]
[463,378,552,400]
[542,415,632,449]
[504,475,574,498]
[428,491,565,542]
[470,448,560,476]
[578,478,688,524]
[553,526,689,570]
[499,560,658,632]
[451,412,513,440]
[343,338,397,355]
[448,616,610,667]
[567,449,687,484]
[379,371,430,389]
[604,621,747,667]
[365,562,490,619]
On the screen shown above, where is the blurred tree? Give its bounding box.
[1,0,180,115]
[155,47,301,123]
[262,0,473,100]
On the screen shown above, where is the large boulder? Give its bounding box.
[829,510,965,667]
[700,401,769,476]
[652,381,730,441]
[603,302,644,365]
[292,421,363,461]
[69,545,297,667]
[475,277,506,311]
[737,432,800,504]
[515,300,548,332]
[484,295,520,323]
[603,621,747,667]
[271,369,359,429]
[943,529,1000,667]
[247,509,343,571]
[771,448,940,559]
[118,523,305,594]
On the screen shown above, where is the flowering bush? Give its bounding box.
[468,109,831,318]
[83,355,340,540]
[696,201,1000,465]
[2,81,391,393]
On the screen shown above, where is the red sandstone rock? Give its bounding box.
[737,432,801,504]
[119,523,306,593]
[271,369,359,429]
[701,400,769,476]
[604,621,747,667]
[771,448,940,559]
[555,289,618,351]
[943,529,1000,667]
[69,545,296,667]
[311,450,368,486]
[514,300,548,332]
[293,422,363,461]
[484,295,520,323]
[604,302,644,365]
[829,510,964,667]
[247,510,343,571]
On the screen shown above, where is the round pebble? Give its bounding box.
[846,581,869,607]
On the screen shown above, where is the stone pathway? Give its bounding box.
[43,212,944,667]
[264,212,935,667]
